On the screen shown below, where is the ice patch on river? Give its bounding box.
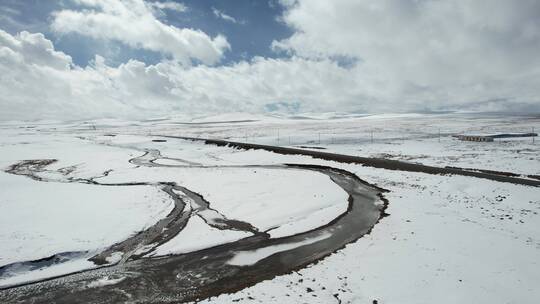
[150,216,251,256]
[87,276,126,288]
[0,257,95,288]
[227,232,332,266]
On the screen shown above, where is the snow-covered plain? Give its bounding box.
[0,113,539,303]
[99,165,348,238]
[0,122,349,287]
[140,112,540,175]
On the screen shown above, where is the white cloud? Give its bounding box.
[51,0,229,65]
[0,29,179,120]
[212,7,242,24]
[0,29,370,120]
[2,1,540,121]
[148,1,186,13]
[272,0,540,111]
[0,30,72,69]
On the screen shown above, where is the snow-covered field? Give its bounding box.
[0,113,539,303]
[142,112,539,175]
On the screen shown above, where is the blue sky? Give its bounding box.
[0,0,292,67]
[0,0,539,120]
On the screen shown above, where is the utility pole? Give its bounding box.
[438,128,441,143]
[370,131,373,144]
[318,132,321,145]
[277,129,280,145]
[533,127,535,144]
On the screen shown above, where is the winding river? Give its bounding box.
[0,141,387,303]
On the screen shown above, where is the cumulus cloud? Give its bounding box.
[1,1,539,121]
[0,29,364,120]
[0,30,72,69]
[51,0,229,65]
[0,29,177,120]
[273,0,540,111]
